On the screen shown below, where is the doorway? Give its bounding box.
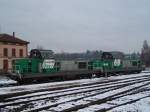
[3,60,8,72]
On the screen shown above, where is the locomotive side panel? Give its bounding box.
[60,60,78,71]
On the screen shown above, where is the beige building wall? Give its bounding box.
[0,43,28,72]
[0,58,3,70]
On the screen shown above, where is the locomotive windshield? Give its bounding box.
[30,49,54,59]
[101,52,114,60]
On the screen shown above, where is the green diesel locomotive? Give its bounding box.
[11,49,143,83]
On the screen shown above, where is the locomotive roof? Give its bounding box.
[54,51,125,60]
[29,49,125,60]
[30,49,54,59]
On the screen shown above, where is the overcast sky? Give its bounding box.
[0,0,150,53]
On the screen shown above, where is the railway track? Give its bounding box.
[77,87,150,112]
[4,75,150,101]
[0,74,150,100]
[0,77,148,108]
[0,74,150,112]
[41,80,150,112]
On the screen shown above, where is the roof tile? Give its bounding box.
[0,34,29,44]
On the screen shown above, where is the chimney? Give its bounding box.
[13,32,15,37]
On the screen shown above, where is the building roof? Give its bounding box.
[0,34,29,44]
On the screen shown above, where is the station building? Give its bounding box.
[0,32,29,73]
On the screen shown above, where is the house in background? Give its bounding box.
[0,32,29,73]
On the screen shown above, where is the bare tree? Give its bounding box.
[141,40,150,66]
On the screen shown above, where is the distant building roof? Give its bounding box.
[0,33,29,44]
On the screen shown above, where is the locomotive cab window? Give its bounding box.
[101,52,113,60]
[55,62,60,68]
[132,61,138,66]
[78,62,87,69]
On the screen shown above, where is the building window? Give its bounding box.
[3,59,8,72]
[3,48,8,57]
[12,48,16,57]
[19,49,23,57]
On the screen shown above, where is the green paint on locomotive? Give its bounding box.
[131,60,141,67]
[13,58,59,75]
[92,60,112,70]
[92,59,123,71]
[13,58,142,78]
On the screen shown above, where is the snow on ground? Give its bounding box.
[77,82,150,112]
[0,72,150,96]
[0,77,106,95]
[3,78,147,112]
[51,81,150,112]
[0,71,150,112]
[107,83,150,112]
[7,76,146,100]
[0,75,17,86]
[108,96,150,112]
